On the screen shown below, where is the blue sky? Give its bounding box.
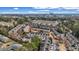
[0,7,79,14]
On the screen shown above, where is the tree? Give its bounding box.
[31,36,42,50]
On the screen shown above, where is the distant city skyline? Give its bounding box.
[0,7,79,14]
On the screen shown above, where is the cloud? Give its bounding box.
[64,7,79,9]
[33,7,56,9]
[33,7,48,9]
[13,7,19,10]
[33,7,79,10]
[27,11,49,14]
[38,10,50,11]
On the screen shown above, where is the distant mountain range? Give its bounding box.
[0,7,79,14]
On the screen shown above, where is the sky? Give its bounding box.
[0,0,79,14]
[0,7,79,14]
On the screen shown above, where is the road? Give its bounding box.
[48,32,66,51]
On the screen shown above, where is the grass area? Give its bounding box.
[22,36,42,51]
